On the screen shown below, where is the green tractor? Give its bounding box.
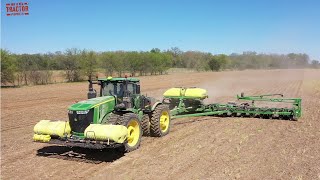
[33,77,171,152]
[34,77,302,153]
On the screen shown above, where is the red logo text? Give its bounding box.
[6,2,29,16]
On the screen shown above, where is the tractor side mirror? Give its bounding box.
[88,89,97,99]
[136,84,141,94]
[88,80,97,99]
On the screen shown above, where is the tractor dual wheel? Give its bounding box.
[150,104,171,137]
[141,114,151,136]
[118,113,142,152]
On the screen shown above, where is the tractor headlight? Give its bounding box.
[76,110,89,114]
[68,110,73,114]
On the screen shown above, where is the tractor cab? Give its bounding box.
[100,77,140,97]
[88,76,143,110]
[88,77,140,98]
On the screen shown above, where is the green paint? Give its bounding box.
[172,111,226,118]
[98,77,139,82]
[72,132,84,138]
[68,96,115,111]
[93,107,98,124]
[169,93,302,120]
[237,94,302,118]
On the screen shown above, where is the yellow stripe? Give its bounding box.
[92,98,115,108]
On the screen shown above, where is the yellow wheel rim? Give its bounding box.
[160,111,170,133]
[126,119,140,147]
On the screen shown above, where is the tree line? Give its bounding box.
[1,47,319,86]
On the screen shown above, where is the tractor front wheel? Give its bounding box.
[150,104,171,137]
[119,113,142,152]
[102,113,121,124]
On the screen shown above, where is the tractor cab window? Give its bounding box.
[118,84,124,96]
[102,81,139,97]
[127,83,136,95]
[102,82,124,97]
[102,82,112,96]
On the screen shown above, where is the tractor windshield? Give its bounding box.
[101,82,124,97]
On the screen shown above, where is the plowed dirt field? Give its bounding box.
[1,69,320,179]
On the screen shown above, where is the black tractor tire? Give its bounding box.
[141,114,151,136]
[118,113,142,152]
[102,113,121,125]
[150,104,171,137]
[291,115,298,121]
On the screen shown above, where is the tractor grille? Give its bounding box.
[68,109,94,133]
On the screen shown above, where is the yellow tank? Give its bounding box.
[33,134,51,142]
[84,124,127,143]
[33,120,71,137]
[163,88,208,99]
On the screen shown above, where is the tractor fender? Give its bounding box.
[151,101,163,111]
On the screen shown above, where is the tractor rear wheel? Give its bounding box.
[150,104,171,137]
[141,114,151,136]
[118,113,142,152]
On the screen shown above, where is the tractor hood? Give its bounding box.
[68,96,115,111]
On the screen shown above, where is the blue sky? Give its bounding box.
[1,0,320,60]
